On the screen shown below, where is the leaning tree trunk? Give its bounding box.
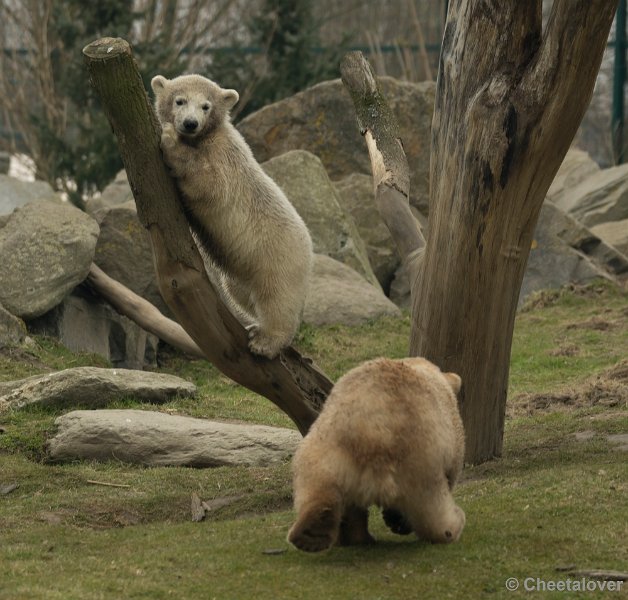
[409,1,618,463]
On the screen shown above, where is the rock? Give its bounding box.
[520,203,628,305]
[92,202,168,314]
[590,219,628,257]
[86,170,134,217]
[333,173,401,292]
[47,409,300,467]
[262,150,380,288]
[388,259,414,310]
[304,254,401,326]
[0,303,26,347]
[546,148,601,202]
[27,291,158,369]
[0,202,99,319]
[0,367,196,412]
[550,162,628,227]
[239,77,435,214]
[0,174,62,216]
[0,152,10,175]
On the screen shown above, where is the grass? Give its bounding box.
[1,280,627,600]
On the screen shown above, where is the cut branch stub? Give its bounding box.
[340,51,425,272]
[83,37,330,435]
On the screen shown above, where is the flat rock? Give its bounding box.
[304,254,400,326]
[0,174,62,216]
[590,219,628,257]
[0,202,99,319]
[262,150,380,288]
[239,78,435,214]
[0,367,196,412]
[47,409,301,467]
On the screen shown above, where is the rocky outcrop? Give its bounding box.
[0,202,99,319]
[47,409,300,467]
[28,292,158,369]
[521,202,628,305]
[333,173,403,292]
[304,255,400,326]
[0,367,196,412]
[262,150,380,288]
[239,77,435,214]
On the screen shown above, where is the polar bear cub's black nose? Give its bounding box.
[183,118,198,132]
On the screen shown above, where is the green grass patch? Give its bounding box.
[1,280,627,599]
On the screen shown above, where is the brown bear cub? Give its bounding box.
[288,357,466,552]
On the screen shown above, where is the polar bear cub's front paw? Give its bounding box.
[246,324,288,359]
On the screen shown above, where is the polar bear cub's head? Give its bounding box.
[151,74,239,139]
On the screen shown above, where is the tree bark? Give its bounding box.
[86,263,205,359]
[82,38,331,436]
[409,0,618,463]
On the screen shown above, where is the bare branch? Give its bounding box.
[340,51,425,273]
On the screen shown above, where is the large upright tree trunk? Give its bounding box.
[409,1,618,463]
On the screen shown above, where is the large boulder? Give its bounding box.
[590,219,628,257]
[262,150,380,288]
[0,174,62,216]
[333,173,401,292]
[239,78,435,214]
[28,292,158,370]
[0,202,99,319]
[520,203,627,305]
[0,367,196,412]
[304,254,400,326]
[0,303,26,347]
[92,202,168,314]
[550,162,628,227]
[47,409,301,467]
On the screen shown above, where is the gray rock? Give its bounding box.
[334,173,402,292]
[86,170,135,218]
[0,174,62,216]
[0,303,26,347]
[262,150,380,288]
[590,219,628,257]
[0,367,196,412]
[27,292,158,370]
[239,78,435,214]
[551,162,628,227]
[304,254,400,326]
[0,152,10,175]
[388,258,414,310]
[92,202,168,314]
[0,202,99,319]
[47,409,300,467]
[520,203,627,305]
[546,148,601,203]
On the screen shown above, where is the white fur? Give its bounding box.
[151,74,313,358]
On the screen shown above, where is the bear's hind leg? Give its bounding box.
[288,489,343,553]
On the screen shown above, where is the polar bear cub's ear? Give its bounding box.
[221,89,239,110]
[151,75,168,93]
[443,372,462,395]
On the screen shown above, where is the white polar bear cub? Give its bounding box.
[151,74,313,359]
[288,357,466,552]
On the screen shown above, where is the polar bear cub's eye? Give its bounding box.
[202,103,210,112]
[175,97,186,106]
